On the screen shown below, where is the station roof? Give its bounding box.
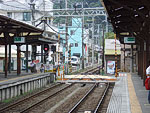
[101,0,150,42]
[0,15,58,45]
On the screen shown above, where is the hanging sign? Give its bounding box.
[14,37,25,43]
[124,37,135,43]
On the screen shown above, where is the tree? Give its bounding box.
[105,32,114,39]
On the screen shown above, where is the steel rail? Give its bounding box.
[94,83,110,113]
[68,83,97,113]
[81,65,102,75]
[20,83,74,113]
[0,83,62,113]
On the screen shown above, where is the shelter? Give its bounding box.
[105,39,121,74]
[101,0,150,84]
[0,15,57,77]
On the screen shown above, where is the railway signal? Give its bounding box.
[44,44,49,52]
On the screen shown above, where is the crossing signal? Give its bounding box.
[44,44,49,52]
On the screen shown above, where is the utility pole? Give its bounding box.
[82,3,84,69]
[41,0,46,64]
[65,0,68,74]
[92,16,94,65]
[30,3,35,26]
[102,25,105,73]
[82,20,84,69]
[29,1,36,64]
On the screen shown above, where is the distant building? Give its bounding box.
[59,18,91,64]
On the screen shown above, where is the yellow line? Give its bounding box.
[0,73,38,83]
[127,73,142,113]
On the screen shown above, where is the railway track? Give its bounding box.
[0,83,73,113]
[68,83,110,113]
[81,65,102,75]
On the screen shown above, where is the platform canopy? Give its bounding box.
[0,15,58,45]
[101,0,150,43]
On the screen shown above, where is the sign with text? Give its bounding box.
[14,37,25,43]
[124,37,135,43]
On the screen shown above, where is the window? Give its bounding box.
[71,58,77,61]
[70,43,74,47]
[7,12,12,18]
[70,30,75,35]
[75,43,78,47]
[23,12,31,21]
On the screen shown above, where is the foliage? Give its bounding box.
[105,32,115,39]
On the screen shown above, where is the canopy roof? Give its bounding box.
[0,15,58,45]
[101,0,150,43]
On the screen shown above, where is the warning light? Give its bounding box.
[44,44,49,52]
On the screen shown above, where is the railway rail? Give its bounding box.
[0,65,114,113]
[0,83,73,113]
[81,65,102,75]
[68,83,110,113]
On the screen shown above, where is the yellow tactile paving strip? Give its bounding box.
[127,73,142,113]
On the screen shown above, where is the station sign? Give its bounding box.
[124,37,135,44]
[14,37,25,43]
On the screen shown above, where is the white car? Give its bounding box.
[71,56,80,66]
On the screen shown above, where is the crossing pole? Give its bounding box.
[114,33,118,77]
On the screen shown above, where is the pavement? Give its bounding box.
[107,72,150,113]
[0,71,51,86]
[131,73,150,113]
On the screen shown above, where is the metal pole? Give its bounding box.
[92,16,94,65]
[30,2,36,62]
[30,3,35,26]
[65,0,68,74]
[5,44,8,78]
[102,25,105,71]
[124,44,125,72]
[8,44,11,73]
[17,45,21,75]
[105,15,108,33]
[82,13,84,69]
[114,34,118,77]
[26,44,28,73]
[130,44,133,73]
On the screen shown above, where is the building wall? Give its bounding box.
[69,18,82,57]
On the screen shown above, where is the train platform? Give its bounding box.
[0,71,54,86]
[107,72,150,113]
